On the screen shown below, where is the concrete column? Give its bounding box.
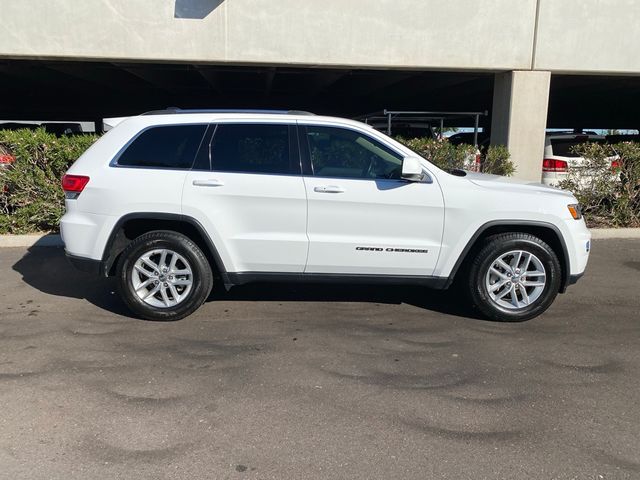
[490,70,551,182]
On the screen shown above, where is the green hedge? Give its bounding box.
[0,129,97,234]
[558,141,640,227]
[395,137,515,176]
[1,128,637,233]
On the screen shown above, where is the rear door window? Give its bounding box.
[116,124,207,169]
[210,123,298,175]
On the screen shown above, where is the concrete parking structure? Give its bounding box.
[2,0,640,181]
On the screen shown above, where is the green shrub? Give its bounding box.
[0,128,98,233]
[558,141,640,227]
[395,137,515,176]
[395,137,475,171]
[483,145,515,177]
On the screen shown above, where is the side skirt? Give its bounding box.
[225,272,449,290]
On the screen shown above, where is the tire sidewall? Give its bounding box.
[117,234,212,321]
[472,237,561,322]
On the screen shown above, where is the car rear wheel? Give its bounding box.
[467,233,562,322]
[116,231,213,321]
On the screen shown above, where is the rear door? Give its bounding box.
[183,121,308,273]
[299,123,445,276]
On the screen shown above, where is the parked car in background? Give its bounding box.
[41,122,84,136]
[447,131,490,150]
[541,132,615,186]
[0,122,84,136]
[0,144,16,193]
[605,133,640,145]
[0,122,38,131]
[447,131,490,172]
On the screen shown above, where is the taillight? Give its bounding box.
[611,159,621,172]
[0,154,15,166]
[542,159,568,173]
[62,174,90,197]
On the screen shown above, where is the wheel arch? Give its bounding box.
[100,213,229,285]
[445,220,571,293]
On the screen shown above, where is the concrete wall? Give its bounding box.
[534,0,640,74]
[3,1,639,75]
[2,0,639,75]
[1,0,538,69]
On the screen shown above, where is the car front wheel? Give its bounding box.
[467,233,562,322]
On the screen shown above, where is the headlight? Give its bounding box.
[567,204,582,220]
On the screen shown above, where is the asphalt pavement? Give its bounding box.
[0,239,639,479]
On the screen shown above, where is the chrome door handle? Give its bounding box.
[314,185,345,193]
[192,179,224,187]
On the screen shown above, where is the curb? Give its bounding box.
[590,228,640,240]
[0,228,639,248]
[0,234,63,248]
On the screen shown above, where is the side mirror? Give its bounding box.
[401,157,424,181]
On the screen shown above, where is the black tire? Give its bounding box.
[116,230,213,321]
[467,233,562,322]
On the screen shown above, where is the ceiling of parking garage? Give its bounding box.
[0,59,639,129]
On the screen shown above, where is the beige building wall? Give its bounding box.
[2,0,639,75]
[534,0,640,74]
[1,0,538,69]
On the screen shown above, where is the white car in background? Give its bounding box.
[542,132,617,186]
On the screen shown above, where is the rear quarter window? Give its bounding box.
[116,124,207,169]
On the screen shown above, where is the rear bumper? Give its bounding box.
[60,210,116,260]
[65,252,102,275]
[568,272,584,286]
[541,172,568,187]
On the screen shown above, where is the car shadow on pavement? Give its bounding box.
[12,245,133,318]
[211,281,484,320]
[13,245,484,321]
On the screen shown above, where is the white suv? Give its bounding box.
[541,132,612,186]
[60,110,591,322]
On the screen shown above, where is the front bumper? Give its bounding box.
[558,219,591,293]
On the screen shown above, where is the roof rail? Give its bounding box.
[141,108,315,116]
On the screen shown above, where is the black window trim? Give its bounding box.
[110,123,209,171]
[298,123,413,182]
[206,122,302,177]
[192,123,217,171]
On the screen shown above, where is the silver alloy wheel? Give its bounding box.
[484,250,546,310]
[131,249,193,308]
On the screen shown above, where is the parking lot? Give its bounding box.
[0,239,639,479]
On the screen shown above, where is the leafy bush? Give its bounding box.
[482,144,515,177]
[0,128,98,233]
[558,141,640,227]
[396,137,475,171]
[395,137,515,176]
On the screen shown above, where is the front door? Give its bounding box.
[299,124,445,276]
